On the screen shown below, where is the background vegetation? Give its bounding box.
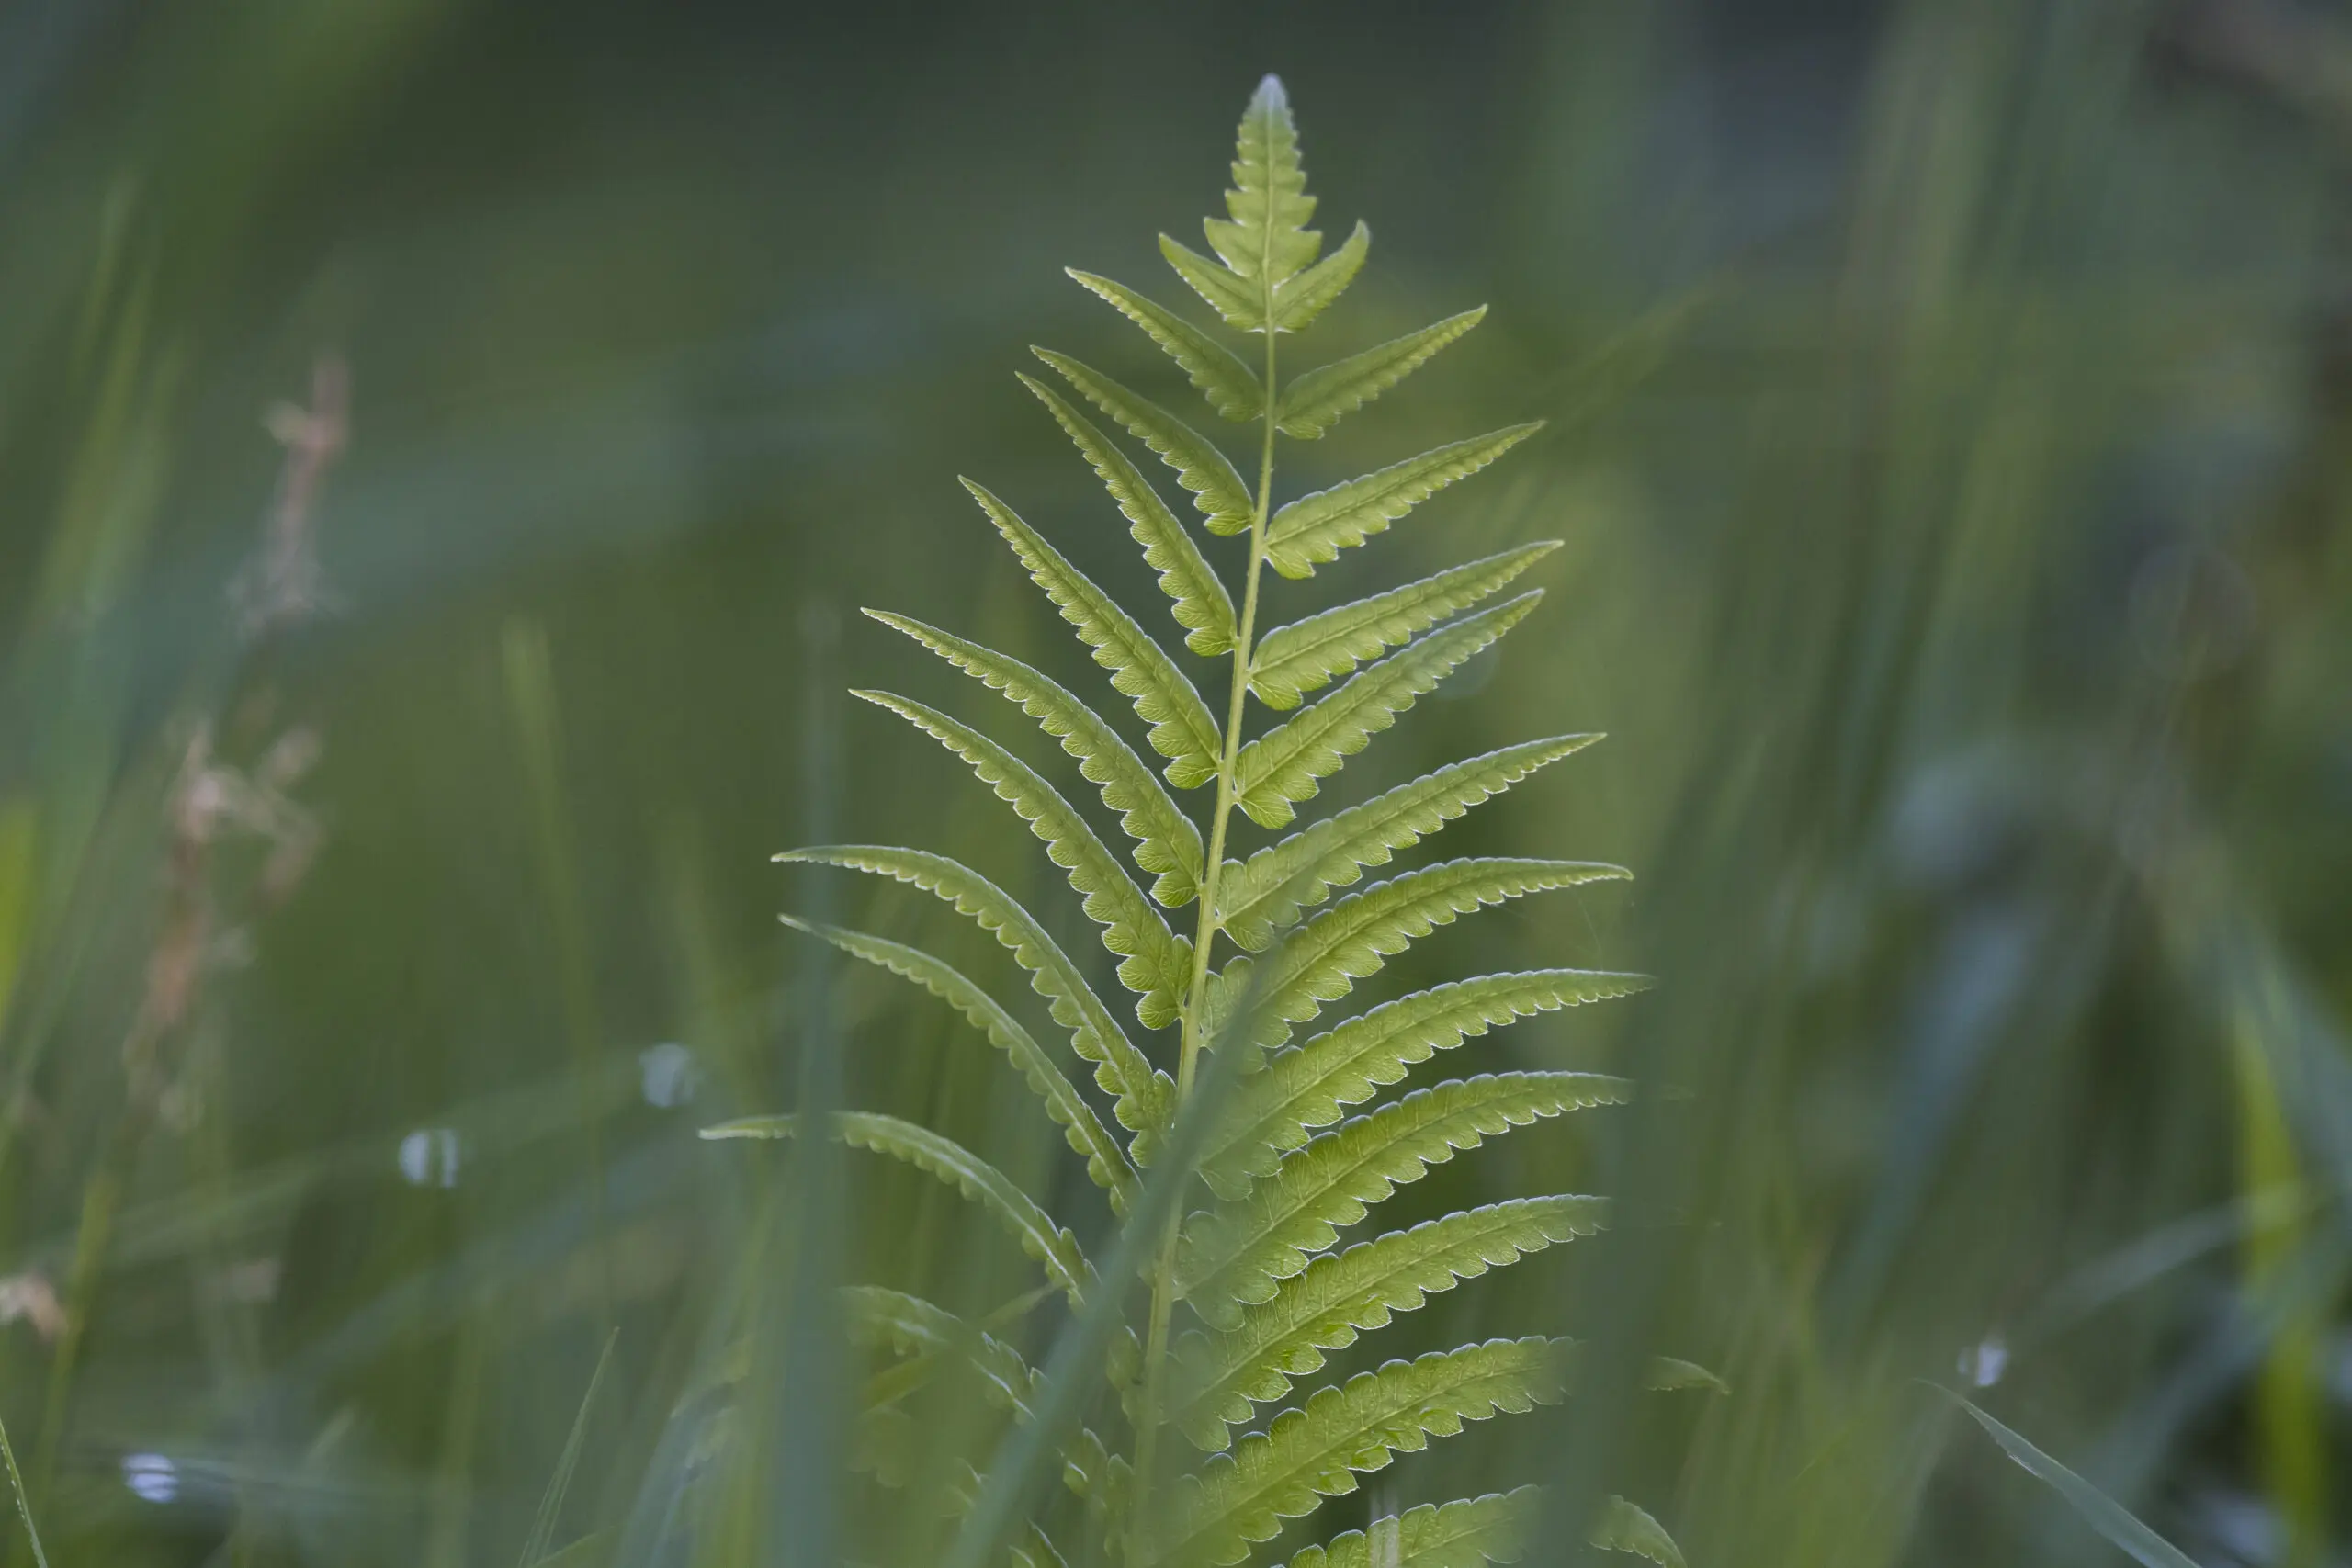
[3,1,2350,1562]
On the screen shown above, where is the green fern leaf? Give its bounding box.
[1204,75,1321,286]
[1282,1487,1539,1568]
[1159,235,1262,331]
[1032,352,1255,536]
[967,479,1222,786]
[1205,970,1647,1195]
[1176,1199,1607,1450]
[1276,308,1487,439]
[1065,273,1262,423]
[1589,1497,1685,1568]
[704,1112,1093,1307]
[779,917,1138,1213]
[1234,596,1542,830]
[1205,858,1632,1055]
[865,611,1204,906]
[1017,379,1238,659]
[1270,220,1370,334]
[1263,425,1541,581]
[855,690,1193,1028]
[1218,738,1601,952]
[1160,1338,1567,1567]
[777,847,1173,1148]
[1178,1073,1627,1322]
[1250,545,1558,711]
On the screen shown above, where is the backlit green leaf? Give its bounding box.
[1277,308,1487,439]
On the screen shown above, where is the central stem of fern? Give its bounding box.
[1133,309,1280,1553]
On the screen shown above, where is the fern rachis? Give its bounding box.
[717,75,1710,1568]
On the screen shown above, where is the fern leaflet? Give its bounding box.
[854,690,1193,1028]
[1277,308,1487,439]
[1250,544,1558,710]
[779,917,1137,1212]
[1263,425,1541,581]
[1066,272,1262,423]
[865,610,1204,906]
[703,1112,1094,1307]
[1160,1338,1567,1567]
[1218,737,1601,952]
[1232,595,1544,829]
[1019,378,1238,658]
[967,479,1222,786]
[777,847,1172,1145]
[1281,1487,1539,1568]
[1033,351,1255,536]
[1177,1073,1628,1321]
[1176,1198,1608,1449]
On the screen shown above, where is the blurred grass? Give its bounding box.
[3,0,2352,1563]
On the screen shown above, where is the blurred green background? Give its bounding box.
[6,0,2352,1562]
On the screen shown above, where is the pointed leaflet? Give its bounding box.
[1161,235,1263,332]
[1283,1488,1541,1568]
[780,918,1138,1213]
[1272,220,1371,334]
[857,691,1193,1029]
[967,479,1221,786]
[1204,74,1321,285]
[1219,738,1601,952]
[1589,1498,1686,1568]
[778,848,1173,1146]
[1176,1198,1608,1450]
[1206,971,1648,1198]
[1250,545,1558,710]
[1033,352,1255,536]
[1159,1338,1568,1568]
[1264,424,1542,581]
[1278,308,1487,439]
[1066,273,1261,423]
[1204,859,1631,1056]
[1178,1073,1629,1324]
[704,1112,1094,1308]
[865,610,1205,906]
[1017,379,1236,659]
[1235,595,1543,830]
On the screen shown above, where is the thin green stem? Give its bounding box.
[1131,311,1281,1561]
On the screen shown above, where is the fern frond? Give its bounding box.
[1205,75,1321,285]
[1250,545,1558,711]
[779,917,1138,1213]
[1205,858,1632,1055]
[1176,1199,1607,1450]
[1159,235,1262,331]
[1589,1497,1685,1568]
[1263,425,1541,581]
[1205,970,1647,1195]
[1018,378,1237,659]
[1065,273,1262,423]
[1234,596,1543,829]
[1160,1338,1567,1567]
[966,479,1222,786]
[1218,738,1600,952]
[1033,351,1255,536]
[866,610,1205,906]
[1276,308,1487,440]
[1270,220,1369,333]
[778,847,1173,1148]
[704,1112,1093,1307]
[1177,1073,1626,1321]
[1282,1487,1538,1568]
[855,690,1193,1028]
